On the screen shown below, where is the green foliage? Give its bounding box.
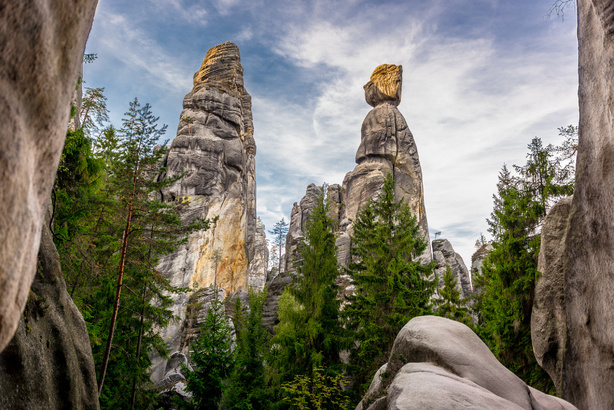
[281,367,351,410]
[182,296,234,410]
[268,189,348,407]
[269,218,289,274]
[434,266,471,325]
[473,131,577,394]
[224,289,271,410]
[343,173,435,396]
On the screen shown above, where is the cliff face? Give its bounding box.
[152,42,266,382]
[531,2,614,408]
[0,0,98,353]
[0,209,99,410]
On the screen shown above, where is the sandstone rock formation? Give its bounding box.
[471,243,493,278]
[0,209,99,410]
[152,42,266,383]
[0,0,98,352]
[357,316,577,410]
[531,2,614,408]
[336,64,431,267]
[432,239,472,299]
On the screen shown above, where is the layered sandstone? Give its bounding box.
[531,2,614,408]
[152,42,266,382]
[0,0,98,352]
[432,239,472,299]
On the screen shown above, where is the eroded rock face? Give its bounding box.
[531,2,614,408]
[152,42,265,383]
[337,64,431,267]
[357,316,577,410]
[0,209,99,410]
[0,0,98,352]
[432,239,472,299]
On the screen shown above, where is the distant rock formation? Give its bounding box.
[0,209,99,410]
[431,239,472,299]
[0,0,98,353]
[336,64,431,267]
[531,2,614,408]
[471,243,493,279]
[356,316,577,410]
[152,42,266,383]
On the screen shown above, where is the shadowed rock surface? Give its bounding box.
[0,210,99,410]
[531,2,614,408]
[357,316,576,410]
[0,0,98,352]
[152,42,266,384]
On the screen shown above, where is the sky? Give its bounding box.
[83,0,579,266]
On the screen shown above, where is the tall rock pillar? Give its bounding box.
[152,42,266,383]
[531,2,614,408]
[337,64,431,266]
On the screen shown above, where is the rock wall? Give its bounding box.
[0,209,99,410]
[152,42,266,382]
[431,239,472,299]
[0,0,98,352]
[531,2,614,408]
[357,316,577,410]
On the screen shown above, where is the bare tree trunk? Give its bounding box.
[98,202,132,396]
[130,285,147,409]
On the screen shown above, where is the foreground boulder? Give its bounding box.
[531,1,614,408]
[357,316,576,410]
[0,209,99,409]
[0,0,98,353]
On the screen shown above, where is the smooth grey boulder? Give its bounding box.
[0,209,99,410]
[357,316,576,410]
[0,0,98,352]
[531,2,614,408]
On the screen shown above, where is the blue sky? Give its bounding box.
[84,0,579,265]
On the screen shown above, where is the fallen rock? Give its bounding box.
[0,0,98,352]
[357,316,576,410]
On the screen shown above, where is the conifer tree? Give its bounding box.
[269,218,289,274]
[224,289,271,410]
[343,173,435,395]
[268,188,348,407]
[473,132,577,393]
[182,296,234,409]
[434,266,471,325]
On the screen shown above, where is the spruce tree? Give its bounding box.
[224,289,271,410]
[473,132,577,394]
[343,173,435,395]
[434,266,471,325]
[268,188,348,408]
[181,295,234,409]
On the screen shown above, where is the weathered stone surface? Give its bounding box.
[262,273,292,333]
[531,2,614,408]
[357,316,577,410]
[432,239,472,299]
[532,197,571,394]
[471,243,493,278]
[0,209,99,410]
[152,42,264,384]
[247,221,268,290]
[0,0,98,352]
[284,184,323,274]
[338,64,431,267]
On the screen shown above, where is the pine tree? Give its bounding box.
[224,289,271,410]
[343,173,435,395]
[182,296,234,409]
[268,189,348,408]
